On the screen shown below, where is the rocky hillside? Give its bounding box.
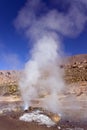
[67,54,87,64]
[0,71,21,95]
[0,54,87,95]
[64,54,87,83]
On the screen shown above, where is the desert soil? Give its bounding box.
[0,94,87,130]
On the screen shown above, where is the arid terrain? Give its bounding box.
[0,54,87,130]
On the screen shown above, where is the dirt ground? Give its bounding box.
[0,113,87,130]
[0,95,87,130]
[0,115,58,130]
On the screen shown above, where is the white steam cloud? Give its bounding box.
[19,35,64,113]
[14,0,87,113]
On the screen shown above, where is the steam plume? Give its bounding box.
[14,0,87,113]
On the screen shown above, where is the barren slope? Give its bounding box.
[0,54,87,96]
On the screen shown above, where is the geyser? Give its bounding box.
[19,35,64,113]
[14,0,87,115]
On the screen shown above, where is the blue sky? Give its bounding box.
[0,0,87,69]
